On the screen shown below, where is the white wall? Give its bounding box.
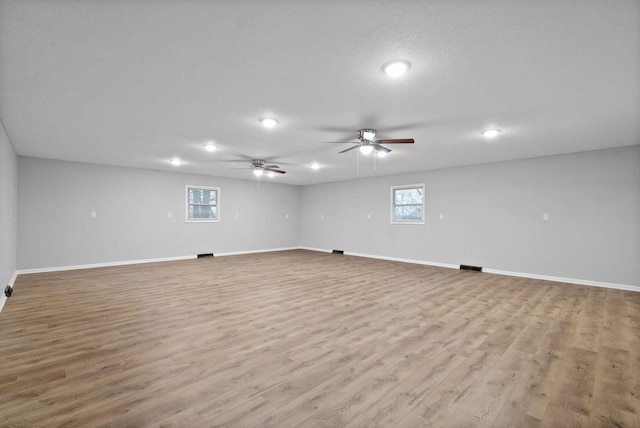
[300,146,640,288]
[0,121,18,309]
[15,146,640,288]
[18,158,301,270]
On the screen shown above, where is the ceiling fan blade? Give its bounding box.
[376,138,414,144]
[263,164,280,169]
[374,144,391,153]
[339,145,360,154]
[265,168,286,174]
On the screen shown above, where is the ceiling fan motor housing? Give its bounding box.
[358,129,377,141]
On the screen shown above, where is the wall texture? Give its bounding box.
[18,158,301,270]
[300,146,640,287]
[0,121,18,309]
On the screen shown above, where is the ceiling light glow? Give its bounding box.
[266,171,275,177]
[482,129,501,138]
[311,162,320,170]
[359,145,374,155]
[382,60,411,77]
[253,168,264,177]
[260,118,278,128]
[377,151,388,158]
[170,158,181,166]
[204,143,216,152]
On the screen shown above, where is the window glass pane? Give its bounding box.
[395,188,422,205]
[394,205,423,221]
[188,189,199,204]
[189,204,217,219]
[206,191,216,204]
[391,184,424,224]
[188,189,216,204]
[186,186,219,222]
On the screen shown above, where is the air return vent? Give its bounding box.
[332,250,344,255]
[197,253,214,258]
[460,265,482,272]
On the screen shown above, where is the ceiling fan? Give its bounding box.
[232,159,286,177]
[325,128,414,155]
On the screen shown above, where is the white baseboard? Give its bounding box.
[301,247,639,292]
[215,247,300,257]
[343,251,459,270]
[300,247,458,269]
[0,270,19,313]
[298,247,333,253]
[483,268,640,293]
[15,247,302,275]
[16,255,197,275]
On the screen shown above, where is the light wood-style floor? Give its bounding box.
[1,250,638,427]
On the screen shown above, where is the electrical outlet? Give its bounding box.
[167,212,172,218]
[543,213,549,221]
[90,211,97,218]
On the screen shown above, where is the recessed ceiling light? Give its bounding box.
[382,60,411,77]
[260,118,278,128]
[170,158,181,166]
[482,129,501,139]
[311,162,320,170]
[204,142,216,152]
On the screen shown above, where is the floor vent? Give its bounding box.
[4,285,13,297]
[460,265,482,272]
[332,250,344,255]
[197,253,214,258]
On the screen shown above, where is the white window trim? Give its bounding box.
[185,185,220,223]
[390,183,425,224]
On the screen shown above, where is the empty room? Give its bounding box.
[1,1,639,427]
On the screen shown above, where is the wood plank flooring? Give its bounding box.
[1,249,639,427]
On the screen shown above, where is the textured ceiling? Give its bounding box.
[1,0,638,185]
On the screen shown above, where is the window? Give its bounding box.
[391,184,425,224]
[186,186,219,222]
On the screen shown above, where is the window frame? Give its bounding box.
[390,183,425,224]
[185,185,220,223]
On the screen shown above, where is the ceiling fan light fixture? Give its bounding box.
[377,150,388,158]
[170,158,181,166]
[482,129,501,138]
[359,145,374,155]
[382,60,411,77]
[311,162,320,170]
[253,167,264,177]
[260,118,278,128]
[361,130,376,141]
[204,142,216,152]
